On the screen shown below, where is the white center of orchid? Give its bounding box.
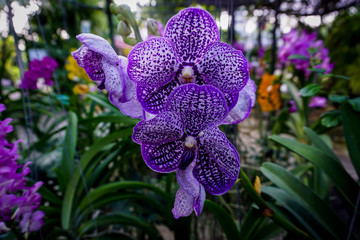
[184,135,197,148]
[180,66,195,84]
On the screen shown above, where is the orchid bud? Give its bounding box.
[117,21,131,37]
[147,18,160,36]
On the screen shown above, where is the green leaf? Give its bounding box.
[348,97,360,111]
[61,129,133,230]
[285,81,303,111]
[260,162,349,239]
[299,84,322,97]
[288,54,308,60]
[307,68,326,74]
[78,213,159,239]
[321,74,350,80]
[86,93,119,113]
[61,111,78,184]
[329,95,349,103]
[341,102,360,179]
[269,135,359,208]
[320,111,341,128]
[38,185,62,206]
[304,127,338,161]
[204,200,240,240]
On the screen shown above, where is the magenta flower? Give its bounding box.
[288,100,297,113]
[309,96,326,108]
[132,84,240,218]
[0,104,44,234]
[20,57,58,90]
[127,8,250,119]
[278,29,334,75]
[72,34,144,119]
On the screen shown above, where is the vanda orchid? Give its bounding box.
[73,7,255,219]
[132,84,240,218]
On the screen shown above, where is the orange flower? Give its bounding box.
[257,73,281,112]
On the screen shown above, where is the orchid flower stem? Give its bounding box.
[239,169,311,239]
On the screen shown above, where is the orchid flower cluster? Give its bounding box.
[0,104,44,235]
[278,29,334,76]
[20,56,58,90]
[73,7,256,218]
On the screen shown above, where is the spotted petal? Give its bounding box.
[199,127,240,179]
[223,79,256,124]
[165,84,228,135]
[172,187,194,219]
[137,80,180,114]
[72,46,105,87]
[132,111,184,144]
[165,8,220,63]
[194,186,206,216]
[223,91,239,111]
[128,37,180,88]
[76,33,118,65]
[197,42,249,92]
[193,145,238,195]
[141,140,184,173]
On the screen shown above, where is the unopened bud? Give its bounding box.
[117,21,131,37]
[147,18,160,36]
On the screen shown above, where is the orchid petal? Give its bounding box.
[72,46,105,87]
[177,163,201,198]
[172,187,194,219]
[223,92,251,124]
[193,145,238,195]
[137,80,180,114]
[165,84,228,135]
[109,93,143,119]
[223,91,239,110]
[199,127,240,179]
[197,42,249,92]
[141,140,184,173]
[128,37,179,88]
[76,33,118,65]
[165,8,219,63]
[104,56,135,103]
[132,112,184,144]
[194,186,206,216]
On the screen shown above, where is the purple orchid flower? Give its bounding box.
[72,33,144,119]
[127,8,250,119]
[132,84,240,218]
[309,96,326,108]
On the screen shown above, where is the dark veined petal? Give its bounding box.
[199,127,240,179]
[223,79,256,124]
[104,56,135,103]
[141,140,184,173]
[172,187,194,219]
[177,162,201,198]
[128,37,180,88]
[76,33,118,65]
[223,91,239,111]
[108,93,144,119]
[137,80,180,114]
[197,42,249,92]
[72,46,105,86]
[165,84,228,135]
[132,111,184,144]
[194,185,206,216]
[193,145,238,195]
[165,8,220,63]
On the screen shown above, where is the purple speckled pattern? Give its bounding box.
[137,80,180,114]
[165,84,228,135]
[165,7,219,63]
[141,140,185,173]
[127,8,251,114]
[127,37,179,87]
[72,45,105,86]
[132,84,240,216]
[197,42,249,92]
[193,145,237,195]
[132,111,184,144]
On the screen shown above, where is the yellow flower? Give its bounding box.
[254,176,261,196]
[73,83,89,95]
[65,49,92,83]
[257,73,281,112]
